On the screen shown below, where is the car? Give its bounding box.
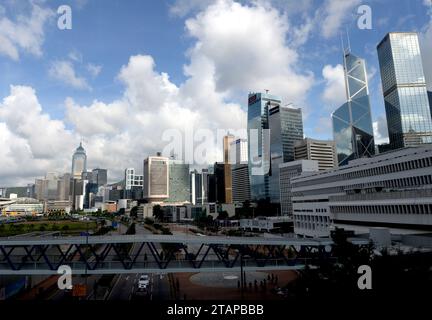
[138,274,150,289]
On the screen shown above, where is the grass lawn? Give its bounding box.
[0,220,98,237]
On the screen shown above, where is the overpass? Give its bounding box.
[0,234,370,275]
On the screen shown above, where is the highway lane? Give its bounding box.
[107,223,170,301]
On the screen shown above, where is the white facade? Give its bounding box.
[240,216,292,232]
[125,168,143,190]
[143,156,169,202]
[229,138,248,164]
[279,160,319,217]
[291,146,432,238]
[294,138,338,171]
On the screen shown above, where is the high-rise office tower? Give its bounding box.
[223,134,235,163]
[92,169,108,186]
[71,142,87,179]
[230,138,250,204]
[294,138,338,171]
[143,155,169,202]
[57,173,71,201]
[229,138,248,164]
[332,51,375,166]
[220,135,234,204]
[377,32,432,149]
[268,105,303,203]
[247,92,303,202]
[165,159,190,204]
[190,170,203,205]
[428,91,432,114]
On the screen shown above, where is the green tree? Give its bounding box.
[153,205,164,221]
[130,206,138,219]
[217,210,229,220]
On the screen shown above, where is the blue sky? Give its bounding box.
[0,0,431,185]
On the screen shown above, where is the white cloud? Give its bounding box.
[319,0,361,39]
[68,50,83,63]
[1,0,317,185]
[184,0,313,103]
[0,3,53,60]
[373,116,389,145]
[87,63,102,77]
[322,64,346,107]
[0,86,76,185]
[49,60,91,90]
[169,0,215,17]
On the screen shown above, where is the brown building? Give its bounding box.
[222,135,235,203]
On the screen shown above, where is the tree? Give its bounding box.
[153,205,164,221]
[130,206,138,219]
[217,210,229,220]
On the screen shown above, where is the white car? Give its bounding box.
[138,274,150,289]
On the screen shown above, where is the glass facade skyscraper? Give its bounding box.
[165,159,190,204]
[377,32,432,149]
[71,142,87,179]
[247,92,303,202]
[332,52,375,166]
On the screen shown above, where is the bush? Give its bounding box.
[153,223,162,230]
[144,218,154,225]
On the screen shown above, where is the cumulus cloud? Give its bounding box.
[184,0,313,103]
[0,86,76,185]
[322,64,346,107]
[1,0,316,185]
[0,3,54,60]
[49,60,91,90]
[320,0,361,39]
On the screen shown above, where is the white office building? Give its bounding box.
[143,155,169,202]
[279,160,319,217]
[294,138,338,171]
[229,138,248,164]
[125,168,143,190]
[291,146,432,238]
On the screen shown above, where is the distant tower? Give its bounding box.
[71,142,87,179]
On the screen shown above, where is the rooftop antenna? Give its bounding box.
[345,27,352,54]
[340,32,344,52]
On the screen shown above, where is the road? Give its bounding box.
[107,223,170,301]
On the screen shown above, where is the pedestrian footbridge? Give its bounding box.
[0,234,369,275]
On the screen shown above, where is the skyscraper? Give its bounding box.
[229,138,248,164]
[248,93,304,202]
[377,32,432,149]
[268,105,303,203]
[92,169,108,186]
[428,90,432,118]
[229,138,250,204]
[165,159,190,204]
[221,135,234,203]
[190,170,203,205]
[143,155,169,202]
[332,51,375,166]
[71,142,87,179]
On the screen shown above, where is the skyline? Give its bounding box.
[1,0,432,186]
